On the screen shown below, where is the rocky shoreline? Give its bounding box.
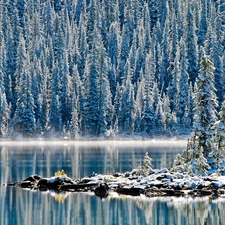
[5,169,225,199]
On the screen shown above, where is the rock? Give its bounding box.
[159,168,169,173]
[113,172,122,177]
[94,183,109,198]
[174,173,184,179]
[211,181,223,188]
[123,172,129,177]
[156,174,167,180]
[80,177,97,183]
[23,174,42,182]
[117,187,143,196]
[137,176,143,182]
[60,183,98,192]
[18,181,33,189]
[8,171,225,198]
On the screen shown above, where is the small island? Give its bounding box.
[5,164,225,199]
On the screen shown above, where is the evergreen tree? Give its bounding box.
[108,22,119,69]
[161,93,174,132]
[5,4,21,116]
[176,40,189,128]
[212,1,225,108]
[0,30,10,137]
[167,12,178,80]
[185,3,198,85]
[48,62,62,133]
[159,19,170,92]
[70,78,80,139]
[118,61,135,134]
[148,0,162,30]
[60,51,72,132]
[13,56,36,137]
[74,0,86,25]
[84,22,106,135]
[141,99,155,135]
[0,89,10,138]
[210,98,225,172]
[77,17,88,80]
[118,3,134,84]
[198,0,208,47]
[192,49,218,157]
[96,44,112,136]
[167,48,179,112]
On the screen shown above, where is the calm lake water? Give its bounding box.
[1,140,225,225]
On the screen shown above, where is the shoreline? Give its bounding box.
[6,169,225,199]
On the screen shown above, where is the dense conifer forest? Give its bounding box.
[0,0,224,139]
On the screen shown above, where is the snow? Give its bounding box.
[77,168,225,194]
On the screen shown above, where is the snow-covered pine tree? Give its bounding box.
[192,48,218,157]
[97,43,113,136]
[213,1,225,108]
[176,39,189,129]
[60,51,72,133]
[172,49,218,174]
[210,99,225,172]
[13,65,36,137]
[48,62,62,134]
[0,31,10,137]
[198,0,208,47]
[118,2,134,84]
[117,60,135,134]
[185,3,198,85]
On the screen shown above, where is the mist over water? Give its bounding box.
[1,140,224,225]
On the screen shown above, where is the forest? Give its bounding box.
[0,0,224,139]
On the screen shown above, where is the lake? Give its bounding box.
[1,140,225,225]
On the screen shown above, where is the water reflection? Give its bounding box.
[1,186,225,225]
[4,140,222,225]
[0,140,185,183]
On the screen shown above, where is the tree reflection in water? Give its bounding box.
[1,187,225,225]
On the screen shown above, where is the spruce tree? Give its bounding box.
[192,49,218,157]
[0,31,10,137]
[198,0,208,47]
[185,3,198,85]
[176,40,189,128]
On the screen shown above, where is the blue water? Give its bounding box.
[1,140,224,225]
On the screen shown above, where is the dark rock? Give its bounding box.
[94,183,109,198]
[23,174,41,182]
[60,183,98,192]
[164,189,175,196]
[196,183,205,189]
[197,190,213,196]
[117,187,143,196]
[174,184,183,190]
[37,178,49,188]
[18,181,33,189]
[80,178,96,183]
[153,183,165,189]
[156,174,167,181]
[125,172,130,177]
[6,182,18,187]
[113,172,122,177]
[173,190,185,196]
[128,176,138,180]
